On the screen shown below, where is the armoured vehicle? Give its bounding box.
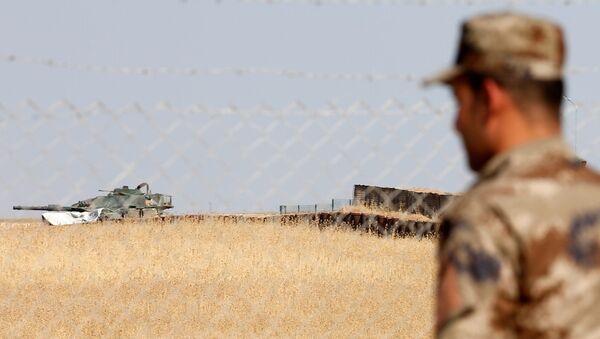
[13,183,173,225]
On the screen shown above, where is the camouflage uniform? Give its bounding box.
[438,137,600,338]
[425,13,600,338]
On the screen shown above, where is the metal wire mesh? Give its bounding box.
[2,99,472,217]
[279,199,353,213]
[2,0,600,336]
[208,0,600,5]
[2,98,600,335]
[2,94,597,334]
[2,54,599,81]
[4,98,595,218]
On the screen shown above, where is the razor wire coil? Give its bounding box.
[199,0,600,6]
[3,54,600,82]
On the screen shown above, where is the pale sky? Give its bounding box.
[2,1,600,216]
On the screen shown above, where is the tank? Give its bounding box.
[13,182,173,224]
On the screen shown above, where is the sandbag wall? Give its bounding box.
[353,184,455,218]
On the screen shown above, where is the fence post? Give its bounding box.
[315,204,317,213]
[332,199,335,211]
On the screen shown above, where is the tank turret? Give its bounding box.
[13,182,173,224]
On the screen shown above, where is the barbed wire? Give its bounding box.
[0,54,418,82]
[1,98,595,119]
[3,54,599,82]
[1,98,456,118]
[203,0,600,5]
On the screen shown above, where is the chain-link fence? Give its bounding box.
[3,2,600,337]
[3,99,465,217]
[4,99,596,217]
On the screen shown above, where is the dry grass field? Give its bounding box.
[0,219,436,338]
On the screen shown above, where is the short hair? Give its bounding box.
[465,71,564,122]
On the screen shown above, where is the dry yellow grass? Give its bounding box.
[0,219,436,338]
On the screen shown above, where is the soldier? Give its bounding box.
[425,12,600,338]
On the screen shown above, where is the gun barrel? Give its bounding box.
[13,205,87,212]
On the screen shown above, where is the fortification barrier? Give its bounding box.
[163,211,438,237]
[353,184,456,218]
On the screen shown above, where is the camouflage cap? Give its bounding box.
[424,12,565,86]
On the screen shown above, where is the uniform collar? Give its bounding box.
[478,136,573,180]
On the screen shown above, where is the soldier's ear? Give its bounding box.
[481,78,509,119]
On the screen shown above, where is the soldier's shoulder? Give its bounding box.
[450,165,600,239]
[443,177,518,219]
[494,163,600,210]
[445,165,600,223]
[519,155,600,183]
[472,161,600,201]
[440,181,513,245]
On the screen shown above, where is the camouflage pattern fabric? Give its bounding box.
[437,137,600,338]
[425,12,565,86]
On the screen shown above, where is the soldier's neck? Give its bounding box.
[495,109,561,155]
